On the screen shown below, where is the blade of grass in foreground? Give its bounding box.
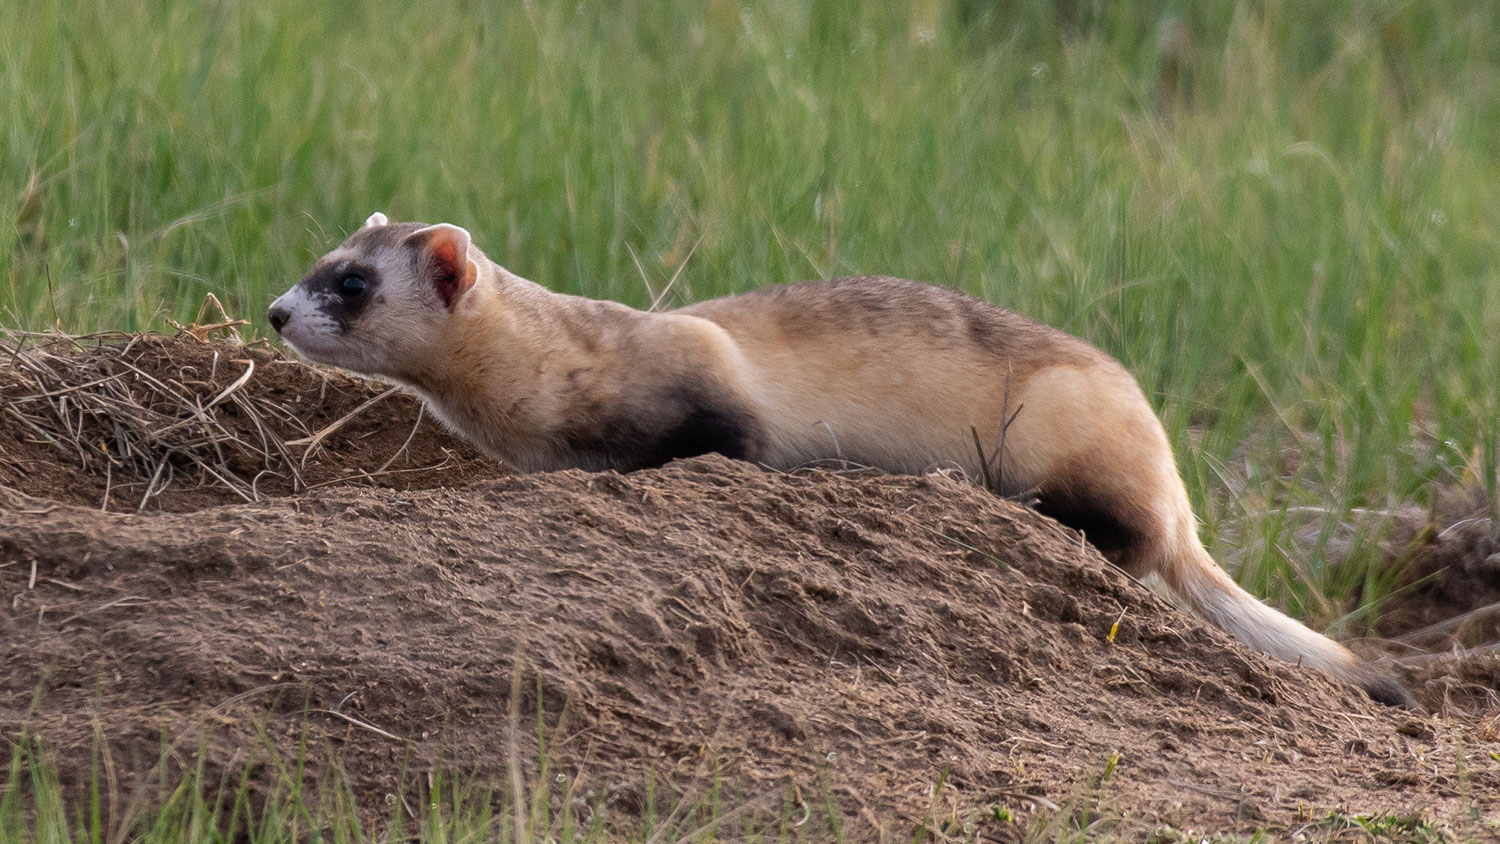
[2,734,1483,842]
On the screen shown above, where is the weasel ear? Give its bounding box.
[406,223,478,309]
[362,211,390,229]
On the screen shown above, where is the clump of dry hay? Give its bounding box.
[0,325,316,510]
[0,303,490,513]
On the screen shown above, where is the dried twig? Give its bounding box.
[56,595,152,626]
[311,708,405,742]
[376,403,425,474]
[287,386,401,468]
[969,369,1023,495]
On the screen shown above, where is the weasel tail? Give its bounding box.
[269,213,1413,708]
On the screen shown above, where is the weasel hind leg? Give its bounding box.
[1011,366,1415,707]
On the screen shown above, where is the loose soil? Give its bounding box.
[1,333,1497,838]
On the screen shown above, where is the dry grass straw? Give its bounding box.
[0,323,309,511]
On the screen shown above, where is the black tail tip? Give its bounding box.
[1360,669,1419,709]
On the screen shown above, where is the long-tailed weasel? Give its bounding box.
[269,212,1413,707]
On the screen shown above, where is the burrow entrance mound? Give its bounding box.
[0,330,502,512]
[0,334,1494,836]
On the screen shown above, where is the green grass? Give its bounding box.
[4,2,1499,629]
[0,730,1009,843]
[6,734,1481,844]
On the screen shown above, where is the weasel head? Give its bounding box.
[268,213,482,378]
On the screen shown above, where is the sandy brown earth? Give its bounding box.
[1,333,1497,839]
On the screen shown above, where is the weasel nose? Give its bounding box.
[268,306,290,333]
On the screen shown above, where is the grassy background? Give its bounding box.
[4,0,1499,626]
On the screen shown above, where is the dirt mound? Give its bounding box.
[1,335,1496,836]
[0,331,501,511]
[4,464,1492,832]
[1347,486,1500,718]
[1370,487,1500,645]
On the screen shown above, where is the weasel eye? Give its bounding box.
[339,275,367,297]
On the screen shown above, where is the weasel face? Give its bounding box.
[269,214,479,377]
